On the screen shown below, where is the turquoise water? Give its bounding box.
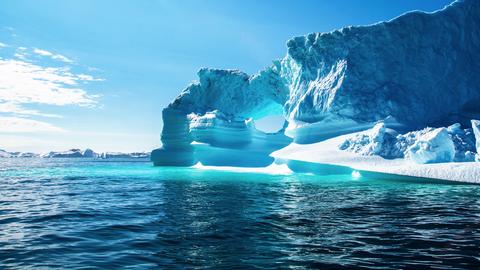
[1,158,479,269]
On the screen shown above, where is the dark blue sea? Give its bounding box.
[1,158,479,269]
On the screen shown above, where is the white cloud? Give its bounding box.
[0,102,62,118]
[33,48,73,63]
[0,59,97,106]
[0,43,102,137]
[13,47,28,60]
[0,116,65,133]
[0,42,7,48]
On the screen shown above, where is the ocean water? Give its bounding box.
[1,158,479,269]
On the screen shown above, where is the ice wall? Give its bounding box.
[282,0,480,142]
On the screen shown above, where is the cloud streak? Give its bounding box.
[0,42,102,134]
[0,102,62,118]
[33,48,73,63]
[0,59,98,106]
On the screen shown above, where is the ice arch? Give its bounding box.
[151,67,292,167]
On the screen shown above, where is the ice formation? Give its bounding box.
[339,122,477,164]
[152,0,480,180]
[473,120,480,161]
[151,68,291,167]
[37,149,150,159]
[41,149,94,158]
[0,149,12,158]
[98,152,150,159]
[408,128,455,164]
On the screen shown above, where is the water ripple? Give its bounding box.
[0,158,479,269]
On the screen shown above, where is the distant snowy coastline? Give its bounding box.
[0,148,150,159]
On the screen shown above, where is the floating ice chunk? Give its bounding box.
[408,128,455,164]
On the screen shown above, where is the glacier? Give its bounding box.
[152,0,480,182]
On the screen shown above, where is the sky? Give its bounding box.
[0,0,453,153]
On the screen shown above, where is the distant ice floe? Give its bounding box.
[0,148,150,159]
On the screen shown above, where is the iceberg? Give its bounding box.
[0,149,11,158]
[98,152,150,159]
[0,150,40,158]
[41,149,97,158]
[152,0,480,182]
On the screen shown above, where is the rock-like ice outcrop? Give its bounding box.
[339,123,401,158]
[339,122,477,163]
[153,0,480,170]
[408,128,455,164]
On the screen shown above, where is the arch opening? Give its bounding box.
[254,114,286,133]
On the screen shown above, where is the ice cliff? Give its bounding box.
[152,0,480,172]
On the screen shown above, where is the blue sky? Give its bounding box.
[0,0,452,152]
